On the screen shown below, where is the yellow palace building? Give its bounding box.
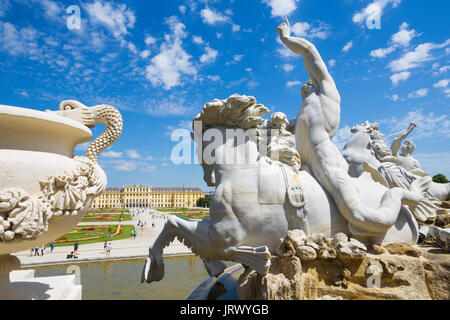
[91,185,206,209]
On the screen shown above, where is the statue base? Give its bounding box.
[187,232,449,300]
[237,243,449,300]
[0,255,82,300]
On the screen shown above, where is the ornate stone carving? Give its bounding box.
[0,101,122,245]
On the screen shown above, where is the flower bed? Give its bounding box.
[50,225,133,247]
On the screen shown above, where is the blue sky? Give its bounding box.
[0,0,449,191]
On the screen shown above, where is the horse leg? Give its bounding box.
[142,215,272,284]
[221,246,271,274]
[142,215,203,283]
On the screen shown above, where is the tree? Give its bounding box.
[197,195,212,208]
[107,226,116,235]
[433,174,449,184]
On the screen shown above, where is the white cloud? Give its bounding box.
[32,0,63,21]
[333,125,353,151]
[142,165,157,172]
[102,150,123,158]
[353,0,402,27]
[407,88,428,98]
[206,75,221,82]
[75,142,90,152]
[262,0,299,17]
[127,42,137,54]
[125,149,141,159]
[283,64,294,72]
[438,66,450,73]
[200,7,230,25]
[388,40,450,73]
[328,59,336,68]
[85,1,136,39]
[342,41,353,52]
[145,35,156,46]
[14,89,29,98]
[0,22,41,57]
[433,65,450,76]
[286,81,302,87]
[392,22,418,47]
[390,94,400,101]
[145,16,197,90]
[231,24,241,32]
[0,0,10,17]
[433,79,449,88]
[178,5,187,15]
[379,108,450,141]
[291,21,330,40]
[370,22,417,59]
[192,35,204,45]
[200,46,218,64]
[146,95,194,116]
[200,7,240,32]
[390,71,411,86]
[140,49,151,59]
[113,160,138,171]
[370,46,396,58]
[226,54,244,65]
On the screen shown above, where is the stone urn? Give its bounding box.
[0,100,122,298]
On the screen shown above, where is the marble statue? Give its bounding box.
[0,100,122,299]
[141,19,444,285]
[343,121,450,204]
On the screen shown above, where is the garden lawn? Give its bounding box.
[88,208,130,214]
[172,211,210,220]
[80,213,132,223]
[49,225,135,247]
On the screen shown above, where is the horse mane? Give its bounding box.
[194,94,301,172]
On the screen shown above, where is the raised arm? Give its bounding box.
[276,18,339,101]
[391,122,416,156]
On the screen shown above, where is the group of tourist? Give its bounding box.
[103,241,112,256]
[30,241,55,257]
[67,241,79,259]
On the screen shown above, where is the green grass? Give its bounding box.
[88,208,130,214]
[49,225,135,247]
[157,207,209,212]
[80,213,132,223]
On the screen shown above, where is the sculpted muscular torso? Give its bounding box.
[277,19,427,234]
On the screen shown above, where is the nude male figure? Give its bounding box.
[277,19,428,235]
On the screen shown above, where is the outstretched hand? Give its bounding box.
[276,17,291,39]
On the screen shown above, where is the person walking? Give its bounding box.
[50,241,54,252]
[104,240,108,253]
[41,245,45,256]
[74,241,79,254]
[34,247,39,256]
[30,248,34,257]
[106,242,112,256]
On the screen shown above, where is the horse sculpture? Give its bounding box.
[141,94,421,284]
[141,19,436,284]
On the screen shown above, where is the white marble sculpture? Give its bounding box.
[343,121,450,203]
[141,19,442,284]
[0,100,122,299]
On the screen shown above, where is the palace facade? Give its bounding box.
[91,185,206,209]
